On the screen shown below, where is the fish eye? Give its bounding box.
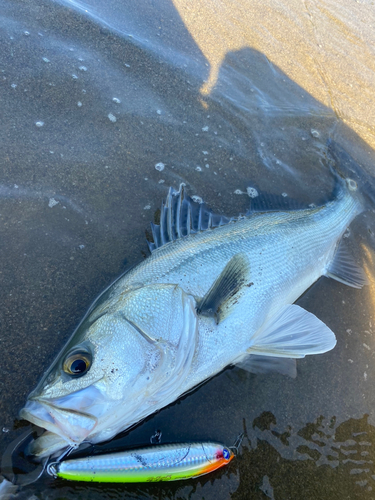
[63,350,92,377]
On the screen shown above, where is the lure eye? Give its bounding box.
[63,350,92,377]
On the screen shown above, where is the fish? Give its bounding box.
[20,154,368,459]
[47,441,234,482]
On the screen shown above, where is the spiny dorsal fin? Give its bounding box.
[197,253,251,324]
[147,185,232,252]
[147,185,310,253]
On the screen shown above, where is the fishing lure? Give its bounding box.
[47,442,234,482]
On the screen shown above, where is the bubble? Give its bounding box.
[23,31,30,36]
[205,164,209,168]
[282,192,288,197]
[234,189,243,195]
[247,187,258,198]
[202,151,208,155]
[35,121,44,127]
[42,57,50,63]
[72,74,78,79]
[156,109,162,115]
[11,83,17,88]
[77,101,82,107]
[2,427,9,433]
[202,126,209,132]
[155,162,165,171]
[79,66,87,71]
[311,129,320,138]
[191,195,203,204]
[79,244,85,249]
[108,113,117,123]
[48,198,59,208]
[144,205,151,210]
[195,166,202,171]
[347,178,358,191]
[158,179,165,184]
[124,63,130,68]
[112,97,121,104]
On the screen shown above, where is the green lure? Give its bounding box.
[47,442,234,482]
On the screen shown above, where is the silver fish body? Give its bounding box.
[20,177,366,458]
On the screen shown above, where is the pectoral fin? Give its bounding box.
[326,244,369,289]
[196,253,252,324]
[249,304,336,358]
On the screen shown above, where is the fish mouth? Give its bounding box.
[20,398,98,445]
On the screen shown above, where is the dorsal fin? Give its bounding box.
[147,185,233,252]
[248,192,305,213]
[146,185,311,252]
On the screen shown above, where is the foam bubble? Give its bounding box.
[108,113,117,123]
[35,121,44,127]
[311,129,320,138]
[77,101,82,107]
[112,97,121,104]
[202,126,209,132]
[247,187,258,198]
[42,57,50,63]
[191,195,203,204]
[79,66,87,71]
[155,162,165,171]
[195,166,202,171]
[48,198,59,208]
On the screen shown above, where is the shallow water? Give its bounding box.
[1,0,375,498]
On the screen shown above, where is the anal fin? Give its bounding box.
[197,253,251,324]
[236,355,297,378]
[326,244,369,289]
